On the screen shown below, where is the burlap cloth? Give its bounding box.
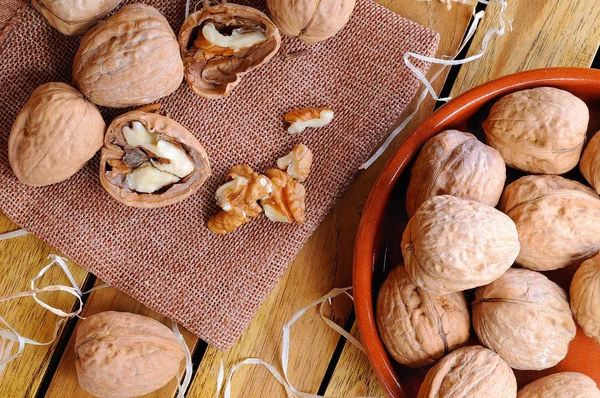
[0,0,438,349]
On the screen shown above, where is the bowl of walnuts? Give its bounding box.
[353,67,600,398]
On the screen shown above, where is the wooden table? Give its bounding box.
[1,0,599,397]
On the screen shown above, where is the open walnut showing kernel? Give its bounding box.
[285,108,334,134]
[277,144,313,182]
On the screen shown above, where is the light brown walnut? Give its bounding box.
[276,144,313,182]
[518,372,600,398]
[207,208,249,235]
[570,253,600,344]
[581,130,600,194]
[284,108,334,134]
[261,169,306,223]
[33,0,122,35]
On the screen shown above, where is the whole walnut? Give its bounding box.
[581,130,600,194]
[500,175,600,271]
[73,4,184,108]
[401,195,520,295]
[75,311,185,398]
[518,372,600,398]
[418,346,517,398]
[376,266,470,368]
[483,87,589,174]
[570,253,600,344]
[266,0,356,44]
[406,130,506,217]
[8,82,105,186]
[33,0,122,35]
[473,268,576,370]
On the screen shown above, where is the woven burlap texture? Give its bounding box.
[0,0,438,350]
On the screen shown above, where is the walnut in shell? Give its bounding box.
[500,175,600,271]
[75,311,185,398]
[376,266,470,368]
[73,4,184,108]
[518,372,600,398]
[33,0,122,35]
[483,87,589,174]
[406,130,506,217]
[401,195,520,295]
[570,253,600,344]
[417,346,517,398]
[100,110,211,208]
[8,82,105,186]
[473,268,576,370]
[178,3,281,98]
[581,130,600,194]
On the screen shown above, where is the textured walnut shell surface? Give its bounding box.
[473,268,576,371]
[73,3,184,108]
[32,0,122,35]
[570,253,600,344]
[406,130,506,217]
[376,266,470,368]
[100,110,211,208]
[500,175,600,271]
[401,195,520,295]
[483,87,589,174]
[75,311,185,398]
[581,130,600,194]
[266,0,356,44]
[517,372,600,398]
[178,4,281,99]
[417,346,517,398]
[8,82,105,187]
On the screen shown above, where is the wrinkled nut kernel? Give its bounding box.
[178,3,281,98]
[100,110,211,208]
[401,195,520,295]
[376,266,470,368]
[285,108,334,134]
[418,346,517,398]
[33,0,122,35]
[276,144,313,182]
[73,4,184,108]
[75,311,185,398]
[500,175,600,271]
[483,87,589,174]
[406,130,506,217]
[8,82,105,187]
[473,268,576,370]
[207,207,249,235]
[261,168,306,223]
[581,130,600,194]
[518,372,600,398]
[570,253,600,344]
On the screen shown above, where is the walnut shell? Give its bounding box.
[178,4,281,98]
[8,82,105,186]
[100,110,211,208]
[570,253,600,344]
[73,4,184,108]
[376,266,470,368]
[483,87,589,174]
[418,346,517,398]
[581,130,600,194]
[32,0,122,35]
[266,0,356,44]
[500,175,600,271]
[75,311,185,398]
[473,268,576,370]
[518,372,600,398]
[401,195,520,295]
[406,130,506,217]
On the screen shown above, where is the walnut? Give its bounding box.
[207,208,249,235]
[518,372,600,398]
[285,108,334,134]
[276,144,313,182]
[261,169,306,223]
[570,253,600,344]
[473,268,576,370]
[376,266,470,368]
[581,130,600,194]
[33,0,122,35]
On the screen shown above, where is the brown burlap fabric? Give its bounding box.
[0,0,438,349]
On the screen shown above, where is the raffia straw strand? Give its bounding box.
[0,229,29,241]
[172,321,193,398]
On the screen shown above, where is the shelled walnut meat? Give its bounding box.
[285,108,334,135]
[418,346,517,398]
[33,0,122,35]
[8,82,105,186]
[473,268,576,370]
[100,110,211,208]
[401,195,520,295]
[483,87,589,174]
[518,372,600,398]
[73,3,184,108]
[500,175,600,271]
[376,266,470,368]
[406,129,506,217]
[75,311,185,398]
[581,130,600,194]
[261,168,307,223]
[179,3,281,98]
[276,143,313,182]
[570,253,600,344]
